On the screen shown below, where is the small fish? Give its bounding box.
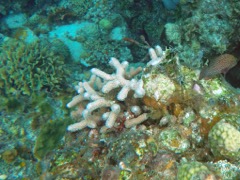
[199,54,238,80]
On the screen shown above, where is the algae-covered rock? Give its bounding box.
[144,73,176,105]
[159,128,190,154]
[33,118,72,159]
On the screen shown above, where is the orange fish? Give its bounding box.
[199,54,238,80]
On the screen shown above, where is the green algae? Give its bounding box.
[33,118,73,159]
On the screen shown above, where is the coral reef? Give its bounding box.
[65,44,240,179]
[67,43,239,177]
[165,0,240,68]
[1,0,240,179]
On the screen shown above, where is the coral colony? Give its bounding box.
[66,45,173,133]
[66,47,164,132]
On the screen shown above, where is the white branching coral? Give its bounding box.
[147,45,166,66]
[67,46,167,132]
[91,57,145,100]
[67,57,147,132]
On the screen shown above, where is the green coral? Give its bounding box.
[165,23,182,45]
[0,38,69,96]
[208,121,240,161]
[177,161,215,180]
[181,108,196,127]
[99,18,113,31]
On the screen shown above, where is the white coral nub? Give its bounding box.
[147,45,165,66]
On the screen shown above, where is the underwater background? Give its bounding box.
[0,0,240,179]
